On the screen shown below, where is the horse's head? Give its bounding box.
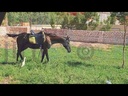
[62,36,71,53]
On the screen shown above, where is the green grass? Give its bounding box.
[0,45,128,84]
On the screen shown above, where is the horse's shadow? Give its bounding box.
[0,61,17,65]
[0,58,48,65]
[66,61,94,67]
[0,59,32,65]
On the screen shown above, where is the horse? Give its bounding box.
[6,31,71,64]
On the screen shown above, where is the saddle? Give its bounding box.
[29,30,46,46]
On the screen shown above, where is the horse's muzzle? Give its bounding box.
[67,50,71,53]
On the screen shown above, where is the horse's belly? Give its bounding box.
[28,44,41,49]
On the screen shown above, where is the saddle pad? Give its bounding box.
[29,36,36,44]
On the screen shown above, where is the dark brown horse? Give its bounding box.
[6,31,71,63]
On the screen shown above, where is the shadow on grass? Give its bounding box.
[0,58,43,65]
[0,59,32,65]
[112,65,122,69]
[66,61,94,67]
[0,61,17,65]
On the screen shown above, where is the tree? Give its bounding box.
[100,16,112,31]
[55,12,65,25]
[115,12,128,68]
[87,12,99,30]
[83,12,100,30]
[7,12,52,25]
[110,12,117,24]
[8,12,19,26]
[61,13,74,29]
[70,12,85,30]
[61,12,100,30]
[49,12,57,29]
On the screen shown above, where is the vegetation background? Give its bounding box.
[5,12,120,31]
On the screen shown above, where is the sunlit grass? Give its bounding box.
[0,45,128,84]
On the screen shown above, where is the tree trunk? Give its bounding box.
[122,21,127,68]
[29,17,32,30]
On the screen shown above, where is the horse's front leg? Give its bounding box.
[41,49,45,63]
[45,48,49,62]
[41,49,49,63]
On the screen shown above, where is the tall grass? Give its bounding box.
[0,45,128,84]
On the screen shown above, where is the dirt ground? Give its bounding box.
[70,41,112,51]
[0,36,112,50]
[0,36,16,49]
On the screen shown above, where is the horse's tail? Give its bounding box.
[6,33,25,38]
[6,33,19,37]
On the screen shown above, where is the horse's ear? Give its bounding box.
[66,35,70,40]
[64,35,70,40]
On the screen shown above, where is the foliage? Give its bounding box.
[7,12,125,31]
[61,12,100,30]
[113,12,128,25]
[100,16,112,31]
[7,12,55,26]
[87,12,100,30]
[7,12,101,30]
[70,12,85,30]
[110,12,117,24]
[49,12,56,28]
[61,13,74,29]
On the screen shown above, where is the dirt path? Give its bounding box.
[0,36,16,49]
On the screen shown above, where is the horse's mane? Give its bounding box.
[44,32,57,37]
[32,31,56,37]
[18,31,57,37]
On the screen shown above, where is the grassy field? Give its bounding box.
[0,44,128,84]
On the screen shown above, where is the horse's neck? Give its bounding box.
[51,37,64,45]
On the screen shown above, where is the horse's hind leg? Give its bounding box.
[17,51,20,61]
[20,53,23,60]
[17,50,23,62]
[16,45,28,62]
